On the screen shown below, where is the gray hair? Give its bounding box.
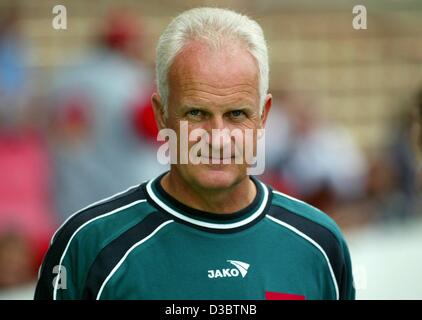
[155,7,269,116]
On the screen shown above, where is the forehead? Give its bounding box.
[168,40,260,98]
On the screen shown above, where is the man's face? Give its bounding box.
[154,40,271,191]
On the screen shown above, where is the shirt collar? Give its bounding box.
[145,171,271,232]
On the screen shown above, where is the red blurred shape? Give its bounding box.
[265,291,305,300]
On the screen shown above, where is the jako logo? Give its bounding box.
[208,260,250,279]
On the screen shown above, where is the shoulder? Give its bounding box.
[267,189,352,300]
[268,189,346,246]
[51,183,153,247]
[36,182,156,299]
[49,183,155,261]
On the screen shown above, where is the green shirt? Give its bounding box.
[35,172,355,300]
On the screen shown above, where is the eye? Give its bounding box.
[230,110,246,119]
[186,109,203,118]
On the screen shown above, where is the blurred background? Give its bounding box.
[0,0,421,299]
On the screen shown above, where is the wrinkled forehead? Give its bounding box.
[169,40,260,90]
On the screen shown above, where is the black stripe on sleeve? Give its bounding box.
[82,211,172,300]
[267,205,348,299]
[34,184,146,300]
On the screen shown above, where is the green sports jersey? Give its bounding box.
[35,172,355,300]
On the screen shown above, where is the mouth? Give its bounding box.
[201,157,234,166]
[198,155,236,162]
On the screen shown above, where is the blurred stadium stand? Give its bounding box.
[3,0,421,153]
[0,0,421,299]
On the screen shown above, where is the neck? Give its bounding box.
[160,169,257,214]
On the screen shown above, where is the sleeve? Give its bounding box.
[339,238,356,300]
[34,234,81,300]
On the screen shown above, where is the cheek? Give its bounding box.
[229,121,260,143]
[231,112,262,129]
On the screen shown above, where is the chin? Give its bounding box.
[185,164,245,191]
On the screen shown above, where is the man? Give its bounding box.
[35,7,355,300]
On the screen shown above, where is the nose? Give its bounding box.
[208,114,225,132]
[205,115,232,155]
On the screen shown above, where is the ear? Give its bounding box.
[151,93,167,130]
[259,93,272,129]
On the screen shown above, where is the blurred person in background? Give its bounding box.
[0,232,33,288]
[0,6,56,288]
[364,92,421,223]
[416,87,422,200]
[0,4,28,125]
[47,9,165,222]
[416,87,422,158]
[262,92,299,198]
[263,92,367,215]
